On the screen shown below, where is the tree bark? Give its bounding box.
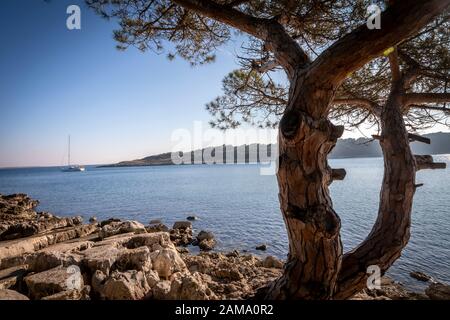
[334,82,416,299]
[263,76,344,299]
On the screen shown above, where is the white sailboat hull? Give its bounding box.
[62,166,85,172]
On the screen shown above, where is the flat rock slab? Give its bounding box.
[0,265,29,290]
[0,224,98,265]
[25,266,84,300]
[0,289,29,300]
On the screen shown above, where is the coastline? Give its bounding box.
[0,193,448,300]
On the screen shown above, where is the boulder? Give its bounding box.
[177,247,189,254]
[144,269,160,288]
[81,244,122,274]
[0,289,29,300]
[24,265,84,300]
[425,283,450,300]
[167,272,216,300]
[100,218,121,227]
[95,232,174,251]
[410,271,432,282]
[214,268,243,281]
[256,244,267,251]
[146,223,169,233]
[101,270,150,300]
[149,219,162,225]
[170,227,193,247]
[151,280,171,299]
[150,249,186,279]
[197,230,214,241]
[198,239,216,251]
[186,216,198,221]
[91,270,107,296]
[114,247,152,272]
[262,256,284,269]
[41,286,91,300]
[172,221,192,230]
[89,217,97,223]
[99,220,146,239]
[196,231,216,251]
[0,265,28,290]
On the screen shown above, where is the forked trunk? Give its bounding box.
[264,78,345,299]
[265,78,416,300]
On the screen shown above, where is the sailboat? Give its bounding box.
[62,135,85,172]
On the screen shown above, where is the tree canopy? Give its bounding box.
[86,0,449,134]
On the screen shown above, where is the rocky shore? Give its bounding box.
[0,193,448,300]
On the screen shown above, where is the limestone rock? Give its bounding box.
[256,244,267,251]
[0,194,85,241]
[81,245,122,274]
[25,265,84,300]
[99,220,146,239]
[198,238,216,251]
[170,227,193,247]
[150,249,186,279]
[144,270,160,288]
[0,289,29,300]
[114,246,152,272]
[172,221,192,230]
[425,283,450,300]
[192,232,216,251]
[262,256,284,269]
[410,271,432,282]
[101,270,150,300]
[100,218,121,227]
[151,280,171,299]
[41,286,91,300]
[197,231,213,241]
[146,223,169,233]
[167,272,216,300]
[0,265,28,290]
[0,224,97,269]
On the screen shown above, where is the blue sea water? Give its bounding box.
[0,157,449,291]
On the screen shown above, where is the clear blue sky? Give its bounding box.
[0,1,447,168]
[0,0,245,167]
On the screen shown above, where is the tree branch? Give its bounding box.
[408,104,450,113]
[172,0,310,77]
[332,98,382,117]
[309,0,450,88]
[404,93,450,106]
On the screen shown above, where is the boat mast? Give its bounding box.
[68,135,71,167]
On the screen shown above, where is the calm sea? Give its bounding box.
[0,157,449,291]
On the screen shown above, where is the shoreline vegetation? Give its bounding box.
[99,132,450,168]
[0,193,448,300]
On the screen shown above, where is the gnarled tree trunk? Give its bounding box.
[264,77,344,299]
[334,82,416,299]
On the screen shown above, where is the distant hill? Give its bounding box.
[99,132,450,168]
